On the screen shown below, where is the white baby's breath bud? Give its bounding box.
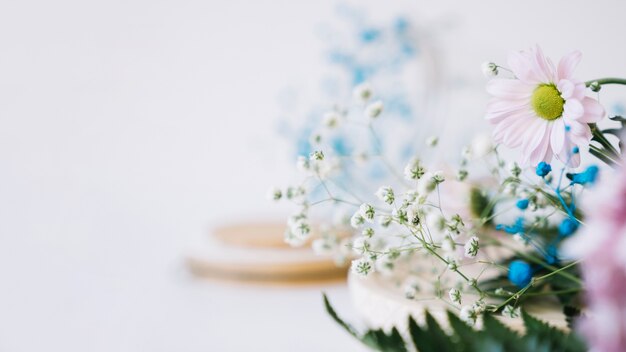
[375,258,394,275]
[392,208,408,224]
[502,305,521,318]
[312,238,334,256]
[322,111,341,128]
[457,169,468,181]
[352,236,370,254]
[267,187,282,201]
[404,157,426,180]
[375,186,395,204]
[362,227,375,238]
[406,205,421,227]
[461,146,471,159]
[353,82,373,103]
[404,279,420,300]
[427,214,446,232]
[464,236,479,258]
[481,62,498,77]
[365,100,384,118]
[290,220,311,238]
[441,236,456,252]
[460,305,478,326]
[426,136,439,147]
[472,299,486,314]
[471,134,494,158]
[449,288,462,305]
[310,150,324,161]
[378,215,393,228]
[447,259,458,271]
[284,229,306,247]
[296,155,311,172]
[359,203,375,221]
[432,171,445,185]
[351,257,373,276]
[508,162,521,177]
[503,182,517,196]
[350,212,366,229]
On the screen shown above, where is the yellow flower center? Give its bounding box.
[531,84,564,121]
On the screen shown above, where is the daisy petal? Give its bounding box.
[550,119,566,154]
[580,97,605,123]
[529,122,552,165]
[503,112,535,148]
[557,79,575,100]
[563,99,584,120]
[557,50,582,80]
[533,45,556,83]
[508,51,540,84]
[486,79,533,99]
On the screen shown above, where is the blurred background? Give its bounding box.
[1,0,626,351]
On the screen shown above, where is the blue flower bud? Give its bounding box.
[559,218,579,237]
[572,146,580,154]
[544,245,559,265]
[508,260,533,287]
[568,165,599,185]
[535,162,552,177]
[516,199,529,210]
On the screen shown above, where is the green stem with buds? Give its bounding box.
[585,77,626,87]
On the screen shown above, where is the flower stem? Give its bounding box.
[585,77,626,87]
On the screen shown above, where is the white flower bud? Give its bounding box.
[449,288,462,305]
[404,157,426,180]
[375,186,395,204]
[322,111,341,128]
[296,156,311,172]
[267,187,282,201]
[312,238,334,256]
[464,236,479,258]
[365,100,384,118]
[351,257,373,276]
[460,305,478,326]
[350,212,366,229]
[309,150,324,161]
[502,305,521,318]
[359,203,375,221]
[404,278,420,300]
[481,62,498,77]
[426,136,438,147]
[353,82,372,103]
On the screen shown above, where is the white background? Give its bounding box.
[1,0,626,351]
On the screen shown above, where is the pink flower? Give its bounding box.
[485,46,605,166]
[564,162,626,352]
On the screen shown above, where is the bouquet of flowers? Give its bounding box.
[271,46,626,352]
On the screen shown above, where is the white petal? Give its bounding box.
[507,50,540,84]
[529,122,552,165]
[550,119,566,154]
[580,97,605,123]
[532,45,556,83]
[503,112,535,148]
[557,79,575,100]
[563,99,584,120]
[522,119,547,165]
[486,79,533,99]
[557,50,582,80]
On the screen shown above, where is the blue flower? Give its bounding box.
[508,260,533,287]
[496,217,524,235]
[360,28,381,43]
[516,199,529,210]
[544,245,559,265]
[535,162,552,177]
[558,218,579,237]
[568,165,599,185]
[572,146,580,154]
